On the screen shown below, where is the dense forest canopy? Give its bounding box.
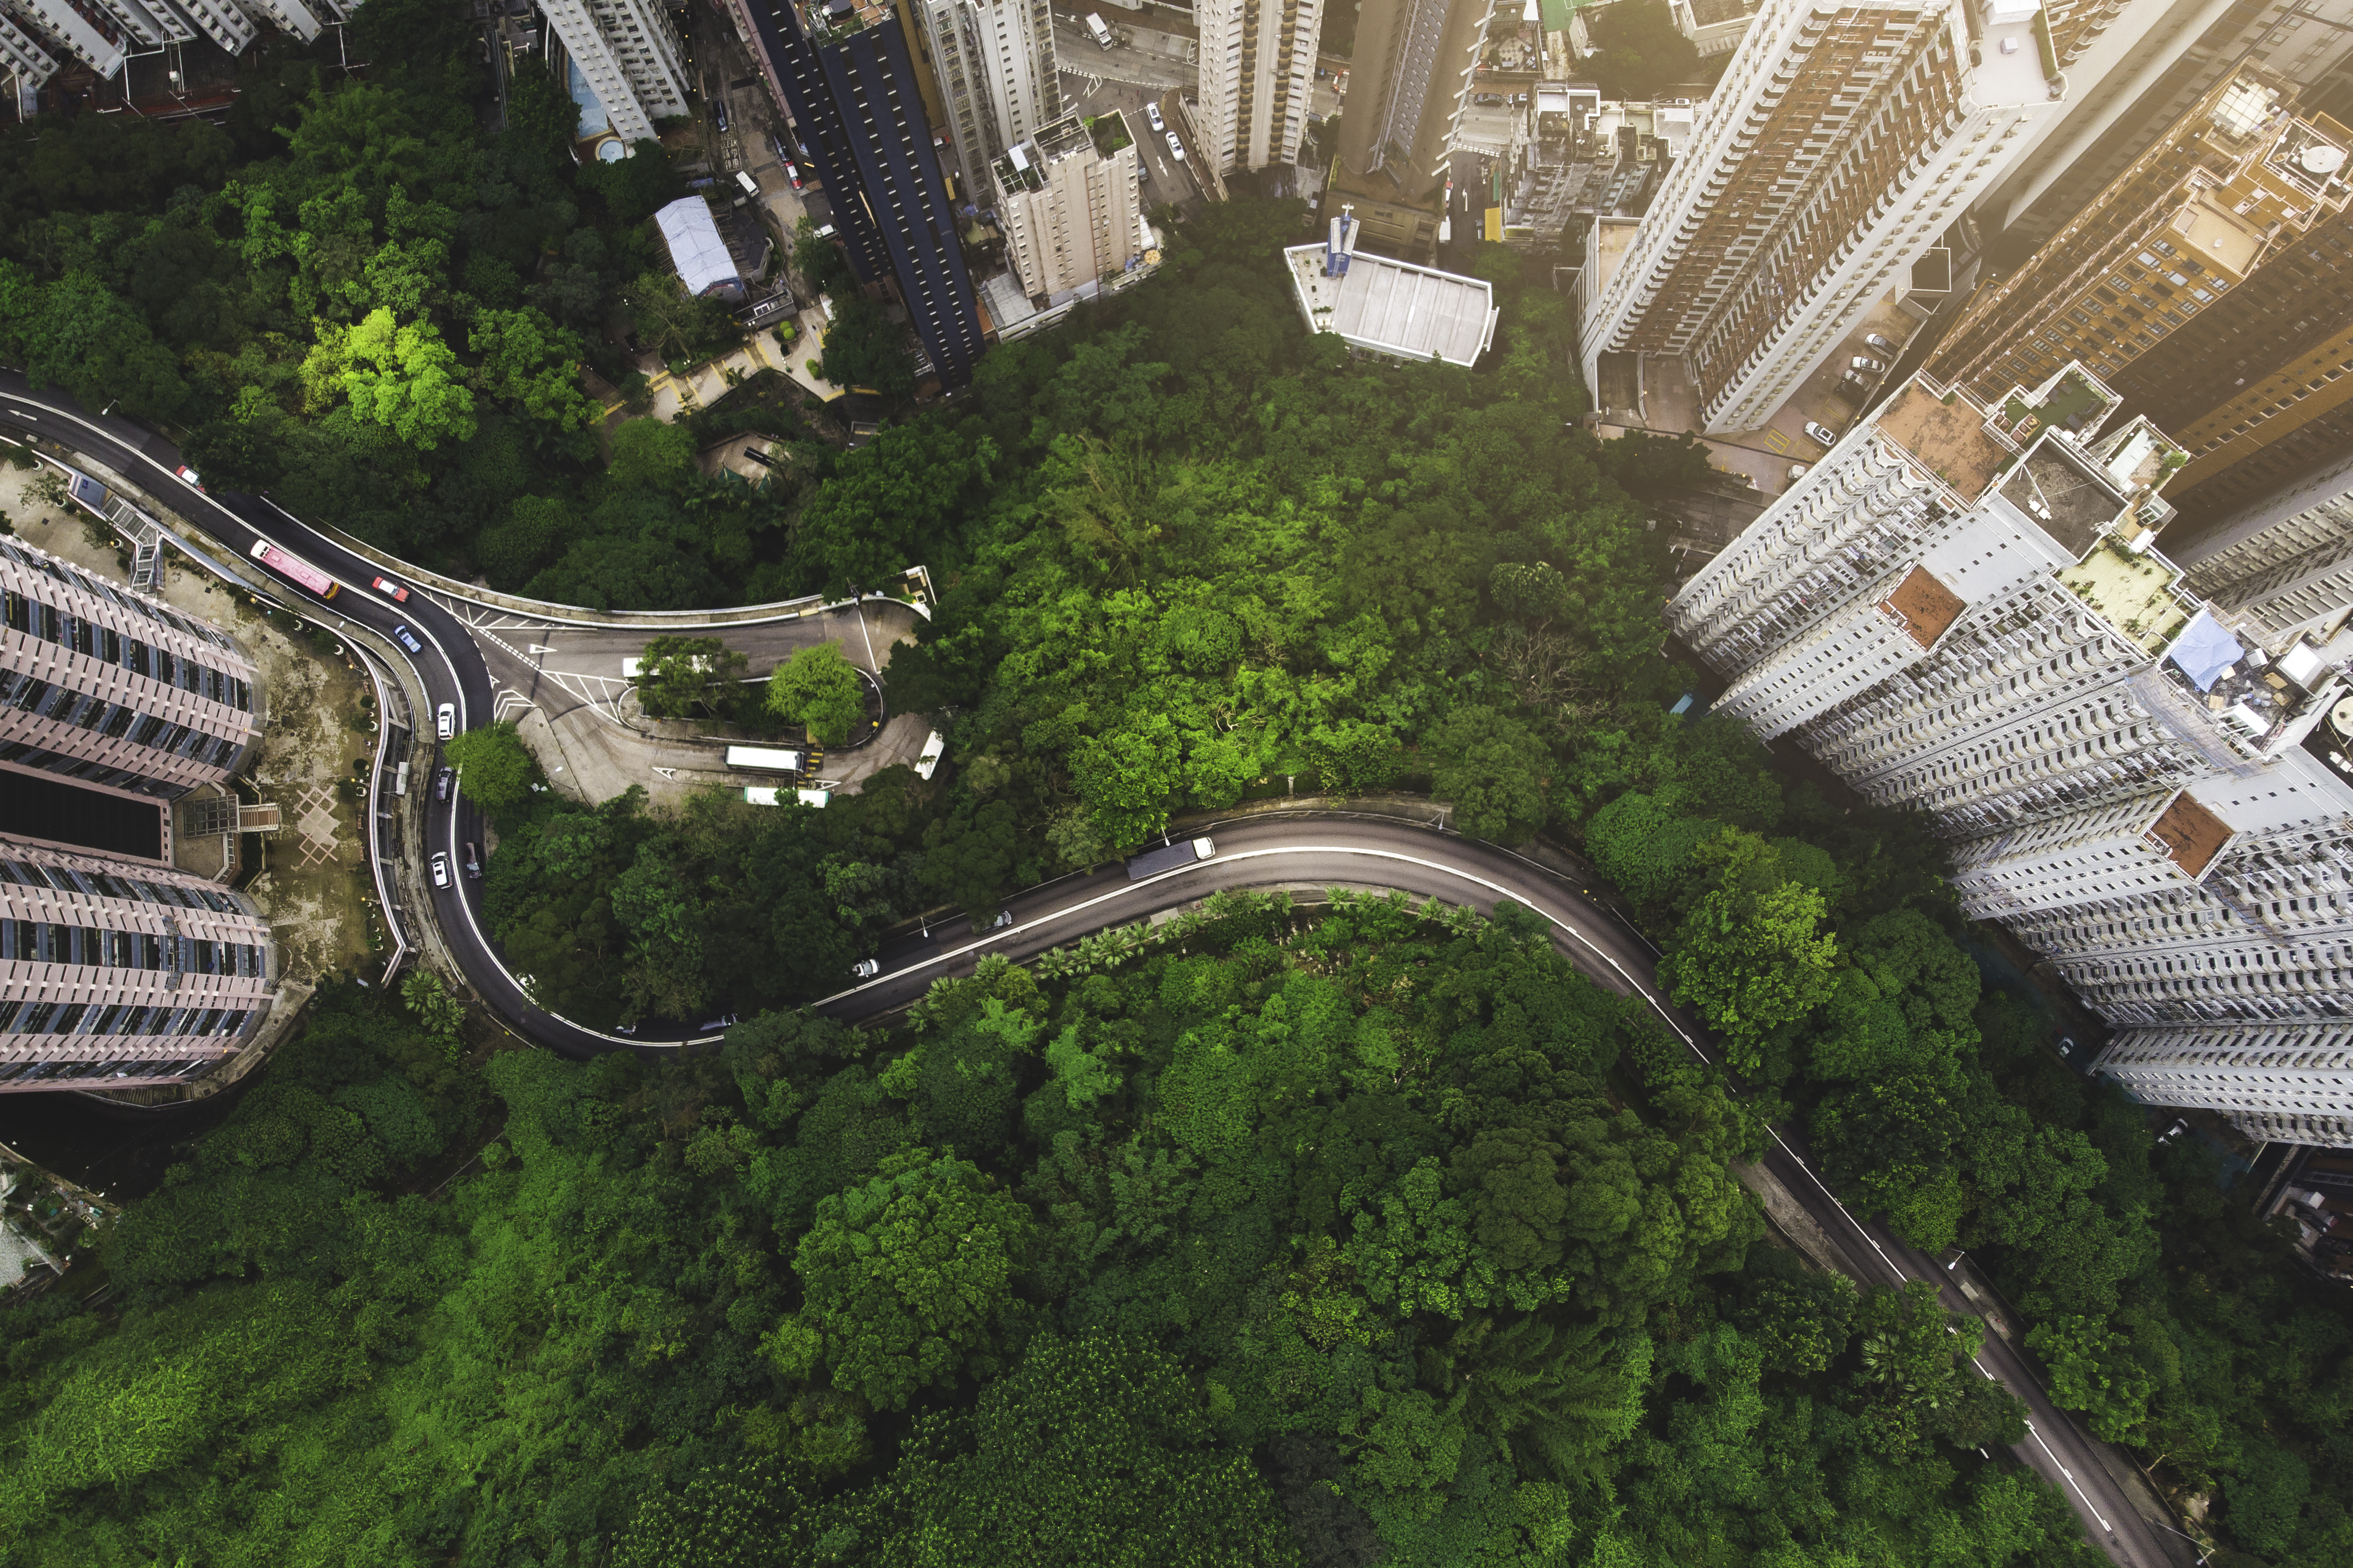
[0,17,2347,1568]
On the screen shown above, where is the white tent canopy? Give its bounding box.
[654,198,743,301]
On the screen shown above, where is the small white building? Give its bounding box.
[1282,212,1497,370]
[653,197,746,305]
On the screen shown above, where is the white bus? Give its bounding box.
[745,786,830,807]
[725,746,802,772]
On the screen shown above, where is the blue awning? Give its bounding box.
[2165,608,2243,692]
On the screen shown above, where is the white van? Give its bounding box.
[1085,12,1112,46]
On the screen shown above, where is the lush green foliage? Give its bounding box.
[0,901,2109,1568]
[764,642,866,747]
[442,719,539,817]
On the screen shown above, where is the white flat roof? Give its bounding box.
[1283,245,1497,368]
[654,197,741,299]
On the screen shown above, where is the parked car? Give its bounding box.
[1864,332,1897,353]
[1851,355,1887,375]
[436,703,456,740]
[463,840,482,880]
[1145,101,1164,132]
[371,576,410,603]
[1838,371,1874,396]
[1166,130,1185,162]
[391,624,423,655]
[851,958,881,979]
[173,465,203,491]
[711,99,729,132]
[433,765,455,803]
[1804,421,1840,447]
[1788,463,1809,481]
[430,851,449,889]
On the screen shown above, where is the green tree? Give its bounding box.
[777,1148,1031,1411]
[634,635,749,718]
[302,306,477,450]
[606,416,696,490]
[1428,705,1551,843]
[1072,716,1183,853]
[469,305,599,429]
[816,293,914,398]
[1583,0,1701,101]
[821,1334,1298,1565]
[2025,1315,2154,1443]
[765,642,867,746]
[443,721,538,816]
[1662,892,1837,1076]
[918,799,1022,922]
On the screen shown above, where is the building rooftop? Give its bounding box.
[1873,381,2011,502]
[1283,244,1497,368]
[653,197,742,300]
[2057,538,2196,652]
[1880,564,1967,650]
[2147,790,2232,879]
[2003,441,2132,557]
[2171,195,2265,278]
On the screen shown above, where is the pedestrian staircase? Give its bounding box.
[108,498,165,590]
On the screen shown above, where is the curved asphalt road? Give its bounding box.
[0,378,2188,1568]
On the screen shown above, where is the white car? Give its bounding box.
[1145,102,1165,133]
[430,851,450,889]
[1864,332,1897,353]
[436,703,456,740]
[1804,421,1840,447]
[1166,131,1185,162]
[1851,355,1887,375]
[851,958,881,979]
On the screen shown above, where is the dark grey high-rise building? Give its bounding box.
[737,0,986,388]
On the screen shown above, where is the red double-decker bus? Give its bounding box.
[248,539,339,600]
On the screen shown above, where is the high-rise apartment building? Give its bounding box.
[0,534,261,803]
[910,0,1060,184]
[231,0,325,42]
[1982,0,2353,249]
[2096,1019,2353,1147]
[1196,0,1325,176]
[3,0,127,74]
[0,842,276,1094]
[0,8,58,85]
[738,0,986,388]
[538,0,691,145]
[993,112,1144,300]
[1580,0,2098,436]
[1669,359,2353,1147]
[1928,68,2353,403]
[1339,0,1497,198]
[2170,448,2353,638]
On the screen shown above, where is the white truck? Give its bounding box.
[1085,12,1113,47]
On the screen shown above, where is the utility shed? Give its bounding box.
[654,197,746,303]
[1283,244,1497,369]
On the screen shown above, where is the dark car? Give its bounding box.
[698,1013,739,1032]
[433,766,455,803]
[391,624,423,654]
[463,840,482,880]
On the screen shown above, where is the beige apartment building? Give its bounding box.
[1579,0,2123,436]
[0,842,276,1093]
[1928,67,2353,406]
[0,534,260,803]
[1196,0,1325,175]
[994,113,1145,300]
